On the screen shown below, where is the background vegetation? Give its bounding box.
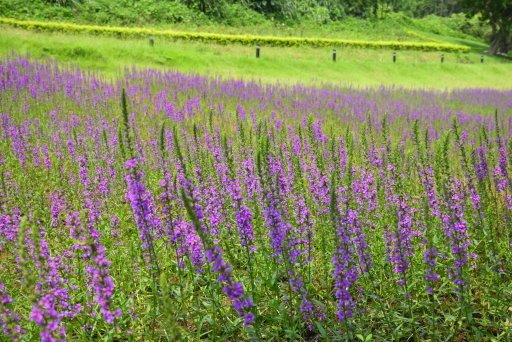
[1,0,510,56]
[0,0,475,25]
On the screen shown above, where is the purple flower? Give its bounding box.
[181,176,255,326]
[473,147,488,181]
[423,247,440,294]
[49,192,67,228]
[235,205,255,249]
[441,178,472,295]
[125,159,162,269]
[30,229,82,341]
[332,221,359,321]
[85,244,122,324]
[0,283,25,340]
[173,220,204,271]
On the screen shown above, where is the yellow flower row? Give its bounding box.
[0,17,471,52]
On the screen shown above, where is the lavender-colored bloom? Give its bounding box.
[494,147,512,209]
[77,155,102,232]
[306,160,330,214]
[201,180,225,241]
[346,208,371,273]
[423,247,440,294]
[418,166,440,218]
[0,211,20,251]
[173,220,204,271]
[182,177,254,325]
[263,190,289,262]
[290,194,314,265]
[31,230,82,342]
[65,211,120,324]
[384,198,416,287]
[332,215,359,321]
[85,244,122,324]
[441,178,472,295]
[235,205,255,250]
[382,163,419,288]
[241,158,259,200]
[0,283,25,340]
[124,158,162,267]
[49,192,67,228]
[205,246,255,326]
[473,147,488,181]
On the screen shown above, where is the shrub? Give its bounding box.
[221,3,266,27]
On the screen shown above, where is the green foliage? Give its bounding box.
[0,0,489,29]
[0,0,207,25]
[43,0,81,5]
[0,0,75,21]
[81,0,205,25]
[221,3,267,26]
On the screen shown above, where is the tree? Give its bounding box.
[459,0,512,55]
[183,0,227,18]
[411,0,462,17]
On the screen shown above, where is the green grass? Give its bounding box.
[1,27,511,89]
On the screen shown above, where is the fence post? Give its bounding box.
[256,45,260,58]
[332,49,336,62]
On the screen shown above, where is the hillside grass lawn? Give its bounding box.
[1,26,511,89]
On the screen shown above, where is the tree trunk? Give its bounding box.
[488,23,511,55]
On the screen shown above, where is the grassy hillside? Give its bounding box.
[0,18,471,52]
[1,26,510,89]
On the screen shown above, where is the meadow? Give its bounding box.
[0,53,511,341]
[0,28,510,91]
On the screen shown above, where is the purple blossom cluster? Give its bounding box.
[205,246,255,326]
[442,179,473,294]
[124,158,162,265]
[332,214,359,322]
[181,174,255,326]
[31,232,82,342]
[0,283,24,340]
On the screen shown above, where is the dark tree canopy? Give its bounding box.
[460,0,512,54]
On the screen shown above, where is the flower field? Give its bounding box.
[1,54,512,341]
